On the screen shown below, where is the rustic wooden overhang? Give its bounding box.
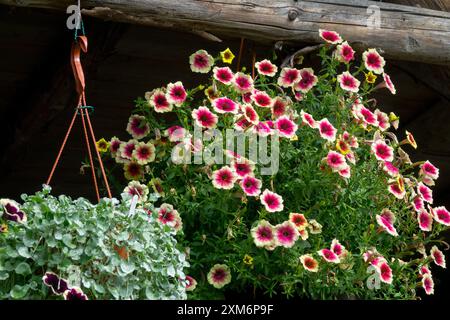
[1,0,450,65]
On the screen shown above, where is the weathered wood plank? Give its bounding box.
[0,0,449,65]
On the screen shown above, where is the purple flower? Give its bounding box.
[63,287,88,300]
[43,272,69,295]
[1,199,27,223]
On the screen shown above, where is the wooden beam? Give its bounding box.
[0,0,449,65]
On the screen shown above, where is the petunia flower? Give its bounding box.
[274,221,299,248]
[220,48,235,64]
[132,142,156,165]
[299,254,319,272]
[417,182,433,204]
[241,104,259,124]
[126,115,150,140]
[157,203,180,227]
[234,117,252,132]
[377,261,393,284]
[362,49,385,74]
[382,73,396,94]
[298,229,309,241]
[294,91,303,101]
[260,189,284,212]
[123,161,144,181]
[357,106,379,127]
[207,264,231,289]
[308,219,323,234]
[0,199,27,223]
[251,90,273,108]
[109,136,122,155]
[96,138,109,153]
[419,265,431,276]
[365,71,377,84]
[189,49,214,73]
[337,71,360,93]
[275,116,298,138]
[319,29,343,44]
[185,275,197,291]
[240,175,262,196]
[371,140,394,162]
[119,139,138,160]
[233,72,254,93]
[388,183,406,199]
[277,67,301,88]
[232,158,255,178]
[42,272,69,295]
[204,85,220,101]
[345,151,356,165]
[289,213,308,230]
[294,68,318,93]
[418,210,433,232]
[123,180,149,203]
[318,118,337,142]
[253,121,273,137]
[326,150,347,171]
[334,41,355,63]
[166,81,187,106]
[300,110,317,128]
[383,161,399,177]
[212,166,237,190]
[149,89,173,113]
[430,246,446,269]
[251,220,275,248]
[166,126,187,142]
[331,239,347,258]
[420,161,439,180]
[318,248,340,263]
[412,196,425,212]
[403,130,417,149]
[213,66,234,85]
[192,107,218,128]
[63,287,88,300]
[338,165,351,179]
[432,206,450,226]
[422,274,434,295]
[336,139,351,155]
[255,59,278,77]
[376,208,398,236]
[212,97,239,114]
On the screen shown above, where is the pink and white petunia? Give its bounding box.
[363,49,386,74]
[376,208,398,237]
[300,110,317,128]
[375,109,390,131]
[277,67,301,88]
[240,175,262,196]
[405,130,417,149]
[253,121,273,137]
[334,41,355,63]
[132,142,156,165]
[318,248,340,263]
[419,265,431,276]
[358,106,379,127]
[189,49,214,73]
[124,180,149,203]
[422,274,434,295]
[212,97,239,114]
[299,254,319,272]
[388,183,406,199]
[119,139,138,160]
[318,118,337,142]
[275,116,298,138]
[126,115,150,140]
[327,151,347,171]
[371,140,394,162]
[345,151,356,165]
[109,136,122,156]
[233,72,254,93]
[207,264,231,289]
[412,196,425,212]
[271,97,289,118]
[192,107,218,128]
[377,261,393,284]
[0,199,27,224]
[294,91,303,101]
[251,220,275,248]
[338,165,351,179]
[430,246,446,269]
[417,210,433,232]
[274,221,299,248]
[213,66,234,85]
[331,239,347,258]
[289,213,308,230]
[432,206,450,226]
[242,104,259,124]
[234,117,252,131]
[185,275,197,291]
[166,81,187,106]
[319,29,343,44]
[149,89,173,113]
[251,90,273,108]
[294,68,318,93]
[382,73,396,94]
[232,158,255,178]
[383,161,399,177]
[212,166,237,190]
[337,71,360,93]
[420,161,439,180]
[260,189,284,213]
[255,59,278,77]
[167,125,187,142]
[417,182,433,204]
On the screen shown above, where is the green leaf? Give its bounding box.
[119,260,136,275]
[15,262,32,275]
[10,285,29,299]
[17,246,31,258]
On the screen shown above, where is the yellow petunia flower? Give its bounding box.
[96,138,110,153]
[0,223,8,234]
[365,71,377,84]
[220,48,235,64]
[243,254,254,266]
